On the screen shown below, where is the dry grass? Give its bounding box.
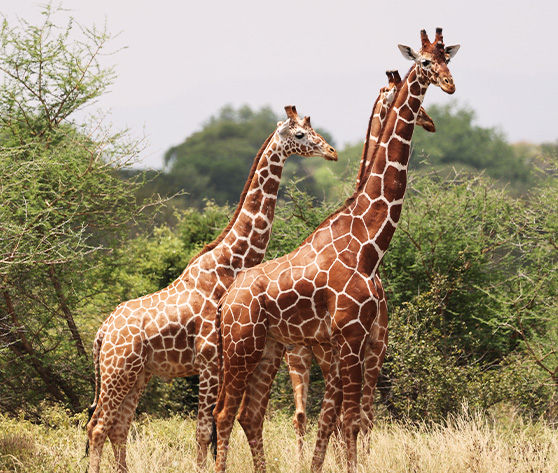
[1,408,557,472]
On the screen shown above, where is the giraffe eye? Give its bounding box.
[421,59,431,67]
[294,131,305,139]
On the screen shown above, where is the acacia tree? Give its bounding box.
[0,5,166,415]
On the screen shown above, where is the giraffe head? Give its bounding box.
[276,105,338,161]
[385,70,436,132]
[398,27,460,94]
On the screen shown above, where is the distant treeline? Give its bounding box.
[130,101,544,216]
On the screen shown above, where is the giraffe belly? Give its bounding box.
[146,343,197,378]
[268,311,332,346]
[143,315,198,378]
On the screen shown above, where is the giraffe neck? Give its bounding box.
[218,133,288,270]
[355,88,393,187]
[188,135,274,266]
[355,66,428,275]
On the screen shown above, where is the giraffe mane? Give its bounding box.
[354,65,415,195]
[354,92,384,186]
[187,133,275,265]
[299,65,415,244]
[353,64,415,193]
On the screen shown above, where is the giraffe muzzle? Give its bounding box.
[439,75,455,94]
[324,146,338,161]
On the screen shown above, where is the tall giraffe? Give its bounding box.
[284,69,436,458]
[85,106,337,473]
[213,28,459,473]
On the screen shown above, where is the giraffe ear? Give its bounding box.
[385,86,397,104]
[398,44,420,62]
[445,44,460,59]
[277,119,290,137]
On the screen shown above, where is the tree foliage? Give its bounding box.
[484,159,558,419]
[0,5,167,415]
[374,168,556,421]
[163,105,278,208]
[382,171,523,360]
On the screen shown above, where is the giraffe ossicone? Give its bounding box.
[85,105,337,473]
[213,28,459,473]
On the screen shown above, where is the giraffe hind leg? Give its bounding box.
[237,338,285,473]
[87,395,120,473]
[85,403,97,457]
[195,363,220,468]
[214,378,248,473]
[214,338,267,471]
[86,364,147,473]
[107,371,152,473]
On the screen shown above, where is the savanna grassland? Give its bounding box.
[1,406,558,473]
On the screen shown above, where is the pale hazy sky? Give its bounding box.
[3,0,557,168]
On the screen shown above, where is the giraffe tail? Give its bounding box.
[215,301,224,383]
[210,403,218,459]
[85,327,104,457]
[210,301,225,459]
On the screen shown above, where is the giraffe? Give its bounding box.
[213,28,459,473]
[85,105,337,473]
[284,69,436,459]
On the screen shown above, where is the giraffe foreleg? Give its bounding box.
[338,334,368,473]
[361,301,387,441]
